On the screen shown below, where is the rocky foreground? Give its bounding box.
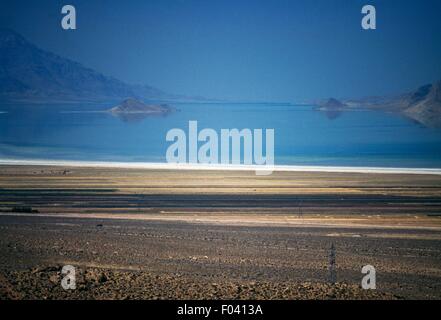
[0,266,395,300]
[1,166,440,300]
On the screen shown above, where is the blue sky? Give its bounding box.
[1,0,441,101]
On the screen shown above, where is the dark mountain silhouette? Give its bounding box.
[0,28,185,103]
[402,81,441,128]
[321,80,441,128]
[354,80,441,128]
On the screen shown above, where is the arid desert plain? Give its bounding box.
[1,165,441,299]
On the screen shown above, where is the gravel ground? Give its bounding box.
[0,265,395,300]
[1,215,440,300]
[1,166,440,300]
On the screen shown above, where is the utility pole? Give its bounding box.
[328,243,336,284]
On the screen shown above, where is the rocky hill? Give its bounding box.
[0,28,180,103]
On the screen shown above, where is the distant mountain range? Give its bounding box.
[0,28,202,103]
[318,80,441,128]
[2,28,440,128]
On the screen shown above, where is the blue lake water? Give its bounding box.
[1,102,441,168]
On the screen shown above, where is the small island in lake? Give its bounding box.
[108,98,174,122]
[109,98,173,115]
[315,98,347,120]
[316,98,347,110]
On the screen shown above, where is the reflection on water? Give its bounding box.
[111,111,173,123]
[1,103,441,168]
[321,109,343,120]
